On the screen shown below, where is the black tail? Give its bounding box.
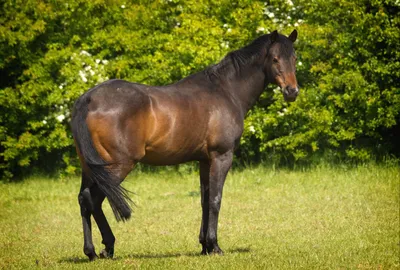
[71,91,132,222]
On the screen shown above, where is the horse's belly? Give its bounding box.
[140,140,207,165]
[140,149,206,165]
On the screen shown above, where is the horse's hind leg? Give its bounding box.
[78,176,98,261]
[90,185,115,259]
[91,163,134,259]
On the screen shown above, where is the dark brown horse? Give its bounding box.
[71,30,299,261]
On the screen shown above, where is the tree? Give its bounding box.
[241,0,400,164]
[1,0,399,180]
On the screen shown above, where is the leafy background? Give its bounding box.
[1,0,399,180]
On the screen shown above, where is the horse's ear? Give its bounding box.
[289,29,297,42]
[270,30,278,43]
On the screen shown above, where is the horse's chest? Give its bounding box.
[206,113,243,152]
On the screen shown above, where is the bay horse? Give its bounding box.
[71,30,299,261]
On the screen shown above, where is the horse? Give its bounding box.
[71,29,299,261]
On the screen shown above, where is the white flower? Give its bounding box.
[249,125,256,133]
[59,85,63,89]
[121,4,125,8]
[220,41,229,49]
[223,23,228,28]
[277,111,284,117]
[298,61,303,66]
[282,108,288,113]
[227,28,232,33]
[102,59,109,65]
[80,50,91,56]
[286,0,294,6]
[256,26,265,33]
[294,22,299,27]
[79,70,87,82]
[56,115,65,122]
[42,120,47,124]
[95,59,101,64]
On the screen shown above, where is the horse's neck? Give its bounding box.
[223,65,266,117]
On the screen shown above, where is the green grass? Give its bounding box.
[0,164,399,269]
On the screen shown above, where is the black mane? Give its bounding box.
[205,34,271,80]
[205,33,294,81]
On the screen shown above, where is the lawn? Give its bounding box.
[0,164,399,269]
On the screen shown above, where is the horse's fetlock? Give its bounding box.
[83,244,95,256]
[206,235,217,247]
[102,236,115,247]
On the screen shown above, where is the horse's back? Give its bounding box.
[87,79,150,111]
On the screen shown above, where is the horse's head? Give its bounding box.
[264,30,299,102]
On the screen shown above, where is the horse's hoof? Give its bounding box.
[88,254,99,261]
[100,248,114,259]
[210,248,224,256]
[204,246,224,255]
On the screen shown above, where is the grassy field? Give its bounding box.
[0,164,399,269]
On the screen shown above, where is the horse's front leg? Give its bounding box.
[205,150,233,255]
[199,161,210,254]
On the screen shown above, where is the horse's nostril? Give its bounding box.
[286,87,298,96]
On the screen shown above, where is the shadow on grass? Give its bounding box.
[59,247,251,263]
[58,257,91,264]
[125,247,250,259]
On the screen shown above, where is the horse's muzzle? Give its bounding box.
[283,86,299,102]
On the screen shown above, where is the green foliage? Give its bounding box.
[241,0,400,165]
[1,0,399,180]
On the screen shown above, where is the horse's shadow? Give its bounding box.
[126,247,251,259]
[59,247,251,264]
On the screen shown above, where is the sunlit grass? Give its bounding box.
[0,164,399,269]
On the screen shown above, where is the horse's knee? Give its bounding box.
[209,198,221,214]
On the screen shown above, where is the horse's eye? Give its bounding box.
[273,58,278,63]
